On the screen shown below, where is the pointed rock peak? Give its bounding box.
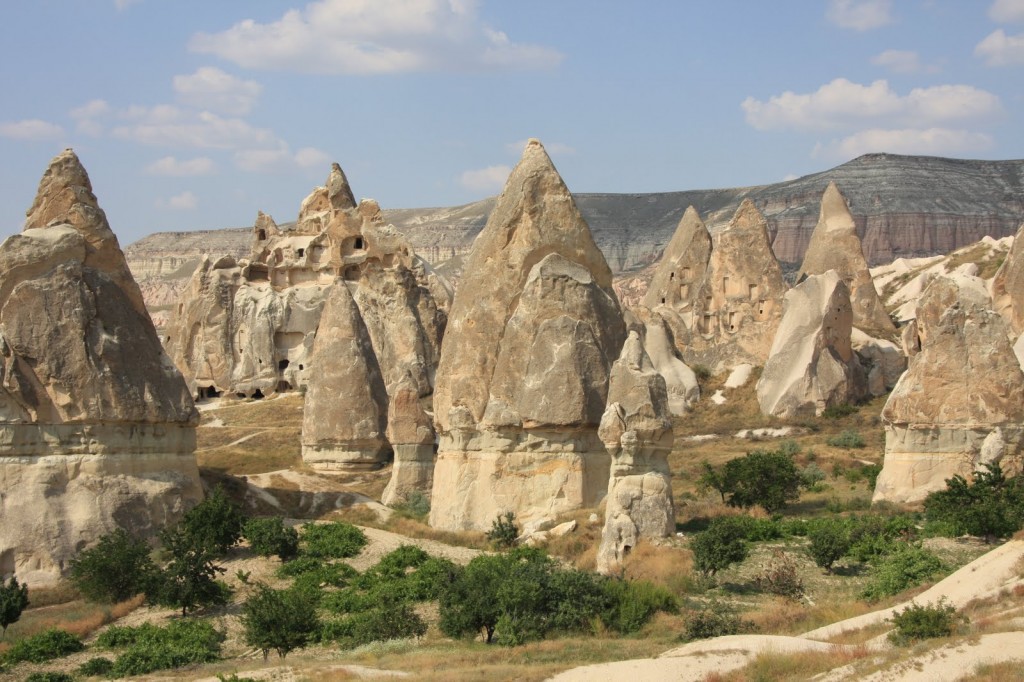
[819,181,855,231]
[328,162,356,211]
[728,198,768,232]
[24,148,101,231]
[677,205,708,236]
[514,137,558,175]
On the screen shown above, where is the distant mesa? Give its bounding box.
[0,149,202,586]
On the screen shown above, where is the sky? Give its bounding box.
[1,0,1023,245]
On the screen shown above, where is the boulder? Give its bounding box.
[990,222,1024,336]
[380,376,436,506]
[873,273,1024,504]
[756,271,866,419]
[596,332,675,575]
[798,183,896,335]
[300,283,389,470]
[429,139,627,531]
[0,150,201,586]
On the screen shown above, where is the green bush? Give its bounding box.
[241,584,320,659]
[486,512,520,549]
[888,599,964,644]
[150,525,230,616]
[180,486,245,556]
[0,575,30,638]
[391,491,431,520]
[861,544,945,601]
[807,518,851,573]
[826,429,865,449]
[924,463,1024,541]
[821,404,858,419]
[301,522,368,559]
[801,462,827,489]
[600,580,678,634]
[78,656,115,676]
[276,557,358,593]
[846,514,913,563]
[718,450,804,513]
[2,628,84,664]
[683,602,756,641]
[690,518,750,577]
[98,619,224,677]
[69,528,157,603]
[243,517,299,560]
[25,673,75,682]
[345,601,427,648]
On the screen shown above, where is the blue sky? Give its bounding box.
[1,0,1023,245]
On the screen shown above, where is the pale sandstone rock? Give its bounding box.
[725,364,754,389]
[851,328,906,396]
[429,140,626,531]
[300,284,389,470]
[798,183,896,335]
[0,150,200,586]
[642,206,712,311]
[596,332,674,575]
[991,223,1024,335]
[901,318,921,358]
[873,273,1024,504]
[380,376,436,506]
[756,271,866,419]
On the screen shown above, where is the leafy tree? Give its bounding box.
[243,517,299,560]
[0,575,29,638]
[807,518,851,573]
[888,599,965,645]
[861,544,945,601]
[69,528,158,603]
[150,525,230,617]
[241,584,320,660]
[697,461,727,503]
[924,463,1024,541]
[301,522,368,559]
[690,519,749,577]
[486,511,520,549]
[181,486,245,556]
[705,450,804,513]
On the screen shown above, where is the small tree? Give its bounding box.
[697,461,727,503]
[807,518,851,573]
[704,450,804,513]
[888,599,964,644]
[924,463,1024,541]
[241,584,320,659]
[243,517,299,560]
[690,519,749,577]
[0,575,29,638]
[181,486,245,556]
[486,512,519,549]
[150,526,229,617]
[69,529,158,603]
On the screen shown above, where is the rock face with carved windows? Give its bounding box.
[429,139,627,531]
[0,149,201,586]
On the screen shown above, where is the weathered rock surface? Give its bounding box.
[596,332,674,575]
[798,182,896,335]
[851,328,906,396]
[874,273,1024,504]
[756,271,866,418]
[642,206,712,312]
[429,140,627,531]
[990,222,1024,336]
[0,150,201,586]
[380,376,436,506]
[300,283,389,470]
[629,307,699,415]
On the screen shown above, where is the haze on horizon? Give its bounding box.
[1,0,1023,244]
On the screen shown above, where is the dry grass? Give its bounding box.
[621,542,695,595]
[707,644,872,682]
[197,427,303,475]
[0,595,144,644]
[201,393,305,428]
[968,660,1024,681]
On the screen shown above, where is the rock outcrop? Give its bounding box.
[756,271,866,418]
[165,164,451,401]
[380,376,436,506]
[797,183,896,335]
[429,139,627,531]
[642,206,712,312]
[990,222,1024,336]
[596,332,674,575]
[0,150,201,586]
[873,273,1024,504]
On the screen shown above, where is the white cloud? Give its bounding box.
[742,78,1001,131]
[112,107,279,150]
[69,99,111,136]
[815,128,994,159]
[871,49,938,74]
[989,0,1024,23]
[173,67,262,116]
[234,145,292,172]
[0,119,65,140]
[826,0,893,30]
[459,164,511,192]
[189,0,563,74]
[156,190,198,210]
[975,29,1024,66]
[294,146,331,169]
[504,139,575,156]
[145,156,215,176]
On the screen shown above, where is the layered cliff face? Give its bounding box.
[0,150,201,586]
[430,140,627,532]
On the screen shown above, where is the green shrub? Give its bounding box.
[344,601,427,648]
[25,673,75,682]
[683,602,756,641]
[69,528,157,603]
[753,550,804,599]
[692,364,712,384]
[78,656,115,676]
[486,511,519,549]
[241,584,320,659]
[846,514,914,563]
[807,518,851,573]
[99,619,224,677]
[391,491,431,520]
[0,575,30,638]
[2,628,84,664]
[180,485,245,556]
[826,429,866,449]
[243,517,299,560]
[822,404,858,419]
[301,522,368,559]
[718,450,804,513]
[888,599,964,644]
[600,580,678,634]
[861,544,945,600]
[924,463,1024,541]
[150,525,230,616]
[690,519,749,577]
[801,462,827,489]
[277,557,358,593]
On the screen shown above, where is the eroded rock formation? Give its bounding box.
[873,273,1024,504]
[643,206,712,312]
[0,150,201,586]
[798,183,896,335]
[756,271,866,418]
[429,139,627,531]
[990,222,1024,337]
[380,376,436,506]
[596,332,674,575]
